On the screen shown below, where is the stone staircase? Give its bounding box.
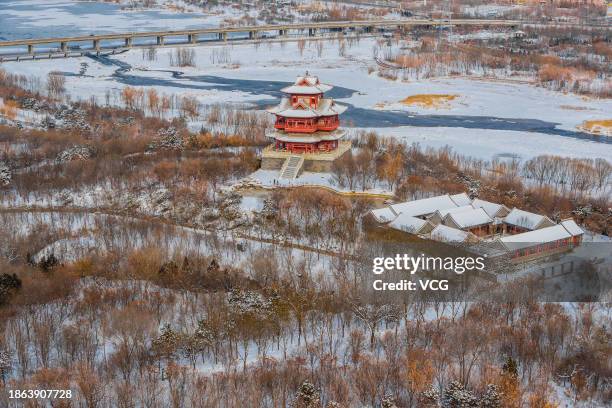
[279,155,304,179]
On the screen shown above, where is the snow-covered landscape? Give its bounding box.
[1,1,610,407]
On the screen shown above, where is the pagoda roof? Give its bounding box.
[267,97,347,117]
[265,128,345,143]
[281,74,333,94]
[281,84,333,94]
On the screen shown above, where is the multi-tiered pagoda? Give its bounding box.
[266,73,347,154]
[261,73,350,178]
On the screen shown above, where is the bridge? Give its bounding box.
[0,19,608,62]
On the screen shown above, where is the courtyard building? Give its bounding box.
[368,194,584,261]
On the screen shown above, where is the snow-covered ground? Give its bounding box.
[0,209,339,276]
[245,169,393,195]
[0,0,396,43]
[359,126,611,161]
[461,4,521,18]
[0,0,241,41]
[2,32,611,162]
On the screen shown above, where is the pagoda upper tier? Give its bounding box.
[266,74,347,135]
[280,74,333,95]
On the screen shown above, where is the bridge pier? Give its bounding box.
[28,44,33,55]
[60,42,67,53]
[188,34,198,44]
[278,29,288,37]
[125,37,133,48]
[308,28,317,37]
[218,32,227,42]
[156,36,164,46]
[248,31,255,39]
[93,39,100,53]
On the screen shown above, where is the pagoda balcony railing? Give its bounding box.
[283,124,319,133]
[317,123,339,131]
[280,124,340,133]
[274,116,339,133]
[275,123,340,133]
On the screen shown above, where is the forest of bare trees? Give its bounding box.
[0,208,609,407]
[377,24,611,97]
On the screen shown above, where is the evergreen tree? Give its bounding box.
[0,273,21,306]
[479,384,502,408]
[381,394,398,408]
[500,357,520,406]
[38,252,59,272]
[502,356,518,378]
[293,381,321,408]
[443,381,478,408]
[422,385,440,406]
[183,319,214,368]
[152,324,181,362]
[0,347,11,385]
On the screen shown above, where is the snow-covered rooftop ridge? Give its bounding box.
[498,224,573,251]
[266,97,347,117]
[435,204,476,218]
[560,219,585,236]
[370,206,397,223]
[504,208,554,230]
[430,224,471,243]
[389,194,460,218]
[449,192,471,206]
[281,73,333,94]
[388,213,430,234]
[444,207,493,228]
[471,198,509,218]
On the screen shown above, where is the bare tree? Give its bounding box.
[47,72,66,98]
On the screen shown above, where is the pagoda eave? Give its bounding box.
[265,129,346,143]
[280,84,333,95]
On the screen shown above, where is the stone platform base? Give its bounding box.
[260,141,351,173]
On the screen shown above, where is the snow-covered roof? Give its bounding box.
[504,208,553,230]
[560,219,584,236]
[281,85,329,95]
[296,75,324,86]
[265,129,345,142]
[450,192,472,206]
[388,213,430,234]
[281,75,333,95]
[430,224,471,243]
[444,208,493,228]
[389,194,460,218]
[498,225,572,251]
[471,198,508,218]
[436,205,475,218]
[267,97,291,113]
[271,108,319,118]
[316,98,348,116]
[370,207,397,223]
[267,97,347,117]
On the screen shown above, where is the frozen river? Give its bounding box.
[91,54,610,143]
[0,0,217,41]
